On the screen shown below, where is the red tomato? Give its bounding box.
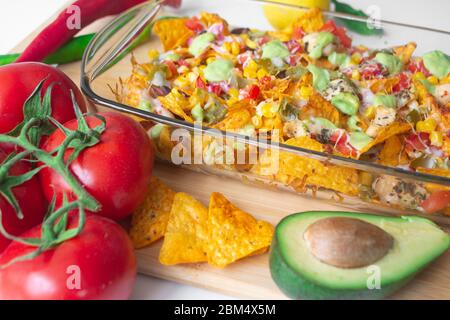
[0,144,47,253]
[422,190,450,214]
[39,112,154,221]
[246,84,260,100]
[405,132,430,152]
[0,214,136,300]
[185,17,204,33]
[392,72,411,93]
[408,59,431,77]
[0,63,86,134]
[320,20,352,48]
[196,76,206,89]
[330,131,357,157]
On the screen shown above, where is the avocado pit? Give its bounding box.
[304,217,394,268]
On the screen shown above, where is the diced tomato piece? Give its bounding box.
[285,40,302,54]
[422,190,450,214]
[292,27,305,40]
[330,130,357,157]
[259,75,272,89]
[320,20,352,48]
[408,59,431,77]
[360,62,384,80]
[185,17,204,33]
[246,84,260,100]
[258,35,270,46]
[208,83,222,96]
[164,60,178,78]
[196,76,206,89]
[393,72,411,93]
[405,132,430,151]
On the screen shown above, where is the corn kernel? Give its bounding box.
[412,72,426,80]
[440,74,450,84]
[243,60,258,78]
[363,106,376,120]
[430,131,443,147]
[299,86,313,99]
[416,118,437,133]
[148,49,159,60]
[257,68,268,80]
[223,42,231,53]
[206,57,216,64]
[228,88,239,99]
[245,38,257,50]
[261,103,274,118]
[351,69,361,81]
[251,115,262,129]
[350,52,362,65]
[427,76,439,85]
[231,42,240,55]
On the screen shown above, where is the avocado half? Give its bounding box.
[269,211,450,300]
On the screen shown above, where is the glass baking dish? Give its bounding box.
[80,0,450,223]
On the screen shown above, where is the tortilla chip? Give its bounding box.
[253,136,359,195]
[364,77,399,94]
[300,92,341,126]
[200,12,230,34]
[378,135,408,166]
[158,88,194,122]
[207,192,274,268]
[213,108,252,131]
[159,193,209,265]
[129,177,176,248]
[393,42,417,64]
[416,167,450,193]
[153,18,194,51]
[359,122,412,154]
[287,8,324,33]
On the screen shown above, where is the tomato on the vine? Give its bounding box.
[39,112,154,221]
[0,63,86,134]
[0,144,47,253]
[0,214,136,300]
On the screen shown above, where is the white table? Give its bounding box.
[1,0,448,300]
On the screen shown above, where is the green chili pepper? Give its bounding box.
[0,34,95,66]
[332,0,383,35]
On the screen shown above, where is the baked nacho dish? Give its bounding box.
[116,8,450,216]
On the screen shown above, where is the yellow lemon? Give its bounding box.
[263,0,330,30]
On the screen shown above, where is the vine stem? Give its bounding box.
[0,121,100,212]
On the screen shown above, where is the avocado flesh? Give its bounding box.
[270,211,450,300]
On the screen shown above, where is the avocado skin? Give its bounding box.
[270,235,414,300]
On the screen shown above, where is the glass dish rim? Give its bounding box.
[80,0,450,187]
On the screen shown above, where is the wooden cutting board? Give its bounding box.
[11,5,450,300]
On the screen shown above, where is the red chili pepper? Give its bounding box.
[16,0,181,63]
[320,20,352,48]
[246,84,260,100]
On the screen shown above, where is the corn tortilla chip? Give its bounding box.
[253,136,359,195]
[378,135,408,166]
[129,177,176,248]
[207,192,274,268]
[359,122,412,155]
[153,18,194,51]
[300,92,341,126]
[159,193,209,265]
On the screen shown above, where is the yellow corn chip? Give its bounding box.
[364,77,399,94]
[300,92,341,126]
[287,8,324,33]
[153,18,194,51]
[207,192,274,268]
[159,193,209,265]
[359,122,412,154]
[158,88,194,122]
[378,135,408,166]
[200,12,230,34]
[393,42,417,64]
[129,177,176,248]
[213,108,252,131]
[253,136,359,195]
[416,167,450,193]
